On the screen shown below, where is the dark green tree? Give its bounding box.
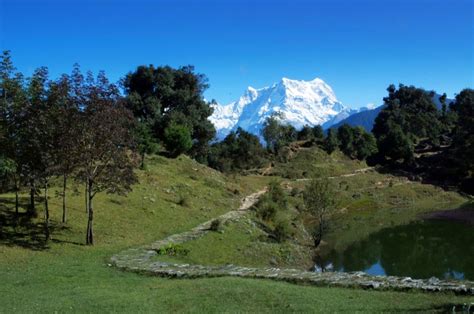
[352,126,378,160]
[373,84,441,163]
[208,127,266,172]
[450,89,474,179]
[262,113,297,153]
[297,125,314,141]
[163,123,193,158]
[123,65,215,160]
[312,125,324,140]
[323,128,339,154]
[337,124,354,156]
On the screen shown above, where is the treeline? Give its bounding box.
[0,51,218,244]
[0,52,139,244]
[371,84,473,192]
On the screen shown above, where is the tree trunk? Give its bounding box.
[62,174,67,223]
[140,151,145,169]
[44,183,50,242]
[28,180,36,216]
[86,180,94,245]
[313,216,324,248]
[85,179,88,213]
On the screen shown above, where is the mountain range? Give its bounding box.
[210,77,359,139]
[209,78,450,139]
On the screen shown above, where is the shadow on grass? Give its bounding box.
[0,197,81,250]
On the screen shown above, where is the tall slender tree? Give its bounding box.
[77,72,138,245]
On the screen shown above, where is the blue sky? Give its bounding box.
[1,0,472,108]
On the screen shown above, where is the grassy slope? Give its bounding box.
[0,154,472,312]
[154,147,470,278]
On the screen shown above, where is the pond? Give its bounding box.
[316,214,474,281]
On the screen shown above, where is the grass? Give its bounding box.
[155,212,314,269]
[159,148,469,270]
[0,152,472,312]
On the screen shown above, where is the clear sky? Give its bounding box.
[1,0,472,108]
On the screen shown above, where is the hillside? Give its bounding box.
[1,153,472,312]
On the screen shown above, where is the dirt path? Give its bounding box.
[110,187,473,295]
[295,166,375,182]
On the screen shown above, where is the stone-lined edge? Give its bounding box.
[110,190,474,295]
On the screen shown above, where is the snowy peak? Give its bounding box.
[209,77,346,140]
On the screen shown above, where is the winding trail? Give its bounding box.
[110,188,473,295]
[295,166,376,182]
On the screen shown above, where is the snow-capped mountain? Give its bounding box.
[209,77,346,140]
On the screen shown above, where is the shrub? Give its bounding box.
[209,219,221,231]
[290,187,301,197]
[163,123,193,157]
[177,194,190,207]
[256,198,279,221]
[267,180,287,208]
[156,243,189,256]
[273,217,292,243]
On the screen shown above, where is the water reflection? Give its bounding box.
[317,219,474,280]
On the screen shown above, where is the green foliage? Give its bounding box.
[267,180,287,208]
[336,124,377,160]
[262,113,297,153]
[124,65,215,159]
[255,181,288,222]
[273,216,292,243]
[352,127,378,160]
[451,89,474,179]
[312,125,324,140]
[256,199,279,221]
[297,125,314,141]
[163,123,193,157]
[337,124,354,156]
[209,219,221,231]
[303,179,335,245]
[373,84,441,163]
[376,123,413,162]
[135,122,160,169]
[303,179,335,218]
[156,243,190,256]
[324,128,339,154]
[208,127,266,172]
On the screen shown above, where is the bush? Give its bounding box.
[156,243,189,256]
[273,217,292,243]
[290,187,301,197]
[177,194,190,207]
[209,219,221,231]
[267,180,287,208]
[256,198,279,221]
[163,123,193,157]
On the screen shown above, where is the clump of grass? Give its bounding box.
[177,194,190,207]
[156,243,189,256]
[209,219,221,231]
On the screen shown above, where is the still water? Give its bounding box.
[317,218,474,280]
